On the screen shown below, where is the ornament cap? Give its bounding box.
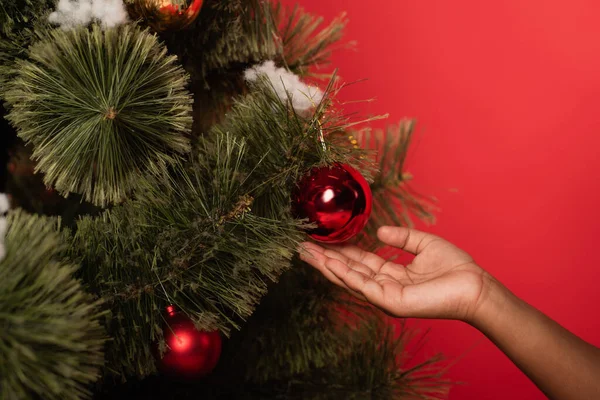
[166,305,177,316]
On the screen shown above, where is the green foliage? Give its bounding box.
[223,316,450,400]
[0,0,53,37]
[292,318,450,400]
[69,132,306,377]
[5,24,193,207]
[0,0,55,98]
[64,79,373,378]
[0,210,105,400]
[272,3,349,76]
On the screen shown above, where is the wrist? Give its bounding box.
[465,272,517,329]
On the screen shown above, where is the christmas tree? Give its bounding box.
[0,1,450,399]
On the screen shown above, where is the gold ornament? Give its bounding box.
[127,0,203,32]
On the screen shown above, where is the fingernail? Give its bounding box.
[300,242,324,254]
[297,243,319,261]
[378,226,393,236]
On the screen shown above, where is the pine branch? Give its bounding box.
[4,24,193,207]
[278,316,451,400]
[272,3,351,77]
[0,210,105,400]
[67,131,307,378]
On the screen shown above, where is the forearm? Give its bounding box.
[470,277,600,400]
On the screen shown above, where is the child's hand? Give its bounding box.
[300,226,493,322]
[302,226,600,399]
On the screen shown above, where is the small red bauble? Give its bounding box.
[154,305,222,378]
[292,163,372,243]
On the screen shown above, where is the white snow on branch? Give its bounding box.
[49,0,128,29]
[0,194,9,262]
[244,61,324,114]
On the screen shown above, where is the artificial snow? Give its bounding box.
[244,61,324,114]
[49,0,128,29]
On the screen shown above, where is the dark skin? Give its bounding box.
[300,226,600,400]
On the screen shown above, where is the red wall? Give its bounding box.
[286,1,600,398]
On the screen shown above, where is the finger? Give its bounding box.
[299,243,348,288]
[324,258,391,311]
[377,226,443,255]
[322,248,351,265]
[321,248,376,279]
[299,243,367,300]
[323,246,411,284]
[323,244,387,272]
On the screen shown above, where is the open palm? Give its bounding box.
[300,226,492,322]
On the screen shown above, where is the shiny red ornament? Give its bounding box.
[154,305,222,378]
[292,163,372,243]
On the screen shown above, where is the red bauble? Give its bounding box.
[154,306,222,378]
[292,163,372,243]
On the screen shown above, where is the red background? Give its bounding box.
[285,0,600,398]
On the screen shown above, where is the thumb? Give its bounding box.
[377,226,443,255]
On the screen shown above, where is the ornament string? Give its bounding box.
[317,120,327,152]
[309,95,327,152]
